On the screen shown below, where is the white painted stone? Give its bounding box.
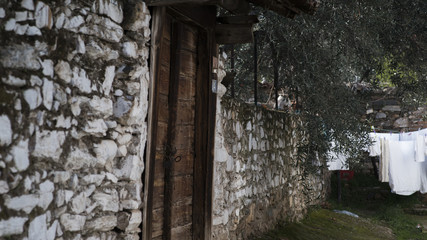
[0,45,40,70]
[76,35,85,54]
[105,172,118,183]
[65,146,96,170]
[2,75,26,86]
[22,0,35,10]
[55,13,65,29]
[56,190,65,207]
[4,194,39,213]
[126,82,140,95]
[102,65,115,95]
[79,15,123,42]
[15,23,29,35]
[82,174,105,186]
[31,75,43,86]
[5,18,16,31]
[117,133,132,145]
[41,59,54,77]
[35,1,53,29]
[94,140,117,167]
[71,192,88,214]
[11,139,29,172]
[84,184,96,197]
[0,8,5,18]
[26,26,42,36]
[55,115,72,129]
[29,214,47,240]
[32,130,66,161]
[71,67,91,93]
[85,215,117,231]
[52,171,71,183]
[114,89,123,96]
[42,78,54,110]
[0,115,12,146]
[63,15,85,30]
[15,11,28,22]
[83,119,108,136]
[65,190,74,203]
[47,220,58,240]
[92,189,119,212]
[113,155,143,181]
[92,0,123,23]
[89,96,113,117]
[105,120,117,128]
[0,181,9,194]
[126,210,142,232]
[60,214,86,232]
[0,217,28,237]
[24,87,42,110]
[122,42,138,58]
[39,180,54,192]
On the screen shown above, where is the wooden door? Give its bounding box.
[148,12,209,240]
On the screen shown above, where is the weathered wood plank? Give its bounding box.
[176,100,195,125]
[171,223,193,240]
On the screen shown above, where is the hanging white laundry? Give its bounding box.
[327,142,349,171]
[379,138,390,182]
[415,134,426,163]
[388,140,421,196]
[420,160,427,194]
[368,132,399,157]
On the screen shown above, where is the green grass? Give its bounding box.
[251,172,427,240]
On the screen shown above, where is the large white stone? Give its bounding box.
[85,215,117,231]
[15,11,28,22]
[41,59,54,77]
[65,146,96,170]
[5,18,16,31]
[43,78,54,110]
[82,174,105,186]
[71,67,91,93]
[26,26,42,36]
[0,181,9,194]
[0,115,12,146]
[4,194,39,214]
[11,139,29,171]
[92,0,123,23]
[102,65,115,95]
[52,171,71,183]
[113,97,131,118]
[113,155,143,181]
[55,60,72,83]
[83,119,108,136]
[0,43,41,70]
[47,220,58,240]
[28,214,47,240]
[55,115,72,129]
[79,15,123,42]
[32,130,66,161]
[94,140,117,167]
[24,87,43,110]
[22,0,35,10]
[0,217,28,237]
[60,214,86,232]
[15,23,29,35]
[2,75,26,86]
[126,210,142,232]
[63,15,85,30]
[89,96,113,117]
[0,8,5,18]
[71,192,88,214]
[122,42,138,58]
[35,1,53,29]
[92,189,119,212]
[76,35,86,54]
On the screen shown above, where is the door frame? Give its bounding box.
[143,5,217,240]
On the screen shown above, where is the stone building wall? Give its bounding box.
[0,0,150,239]
[212,71,329,239]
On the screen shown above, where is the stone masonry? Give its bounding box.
[0,0,150,239]
[212,58,329,239]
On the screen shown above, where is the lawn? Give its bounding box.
[251,171,427,240]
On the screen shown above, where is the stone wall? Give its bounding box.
[0,0,150,239]
[212,73,329,239]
